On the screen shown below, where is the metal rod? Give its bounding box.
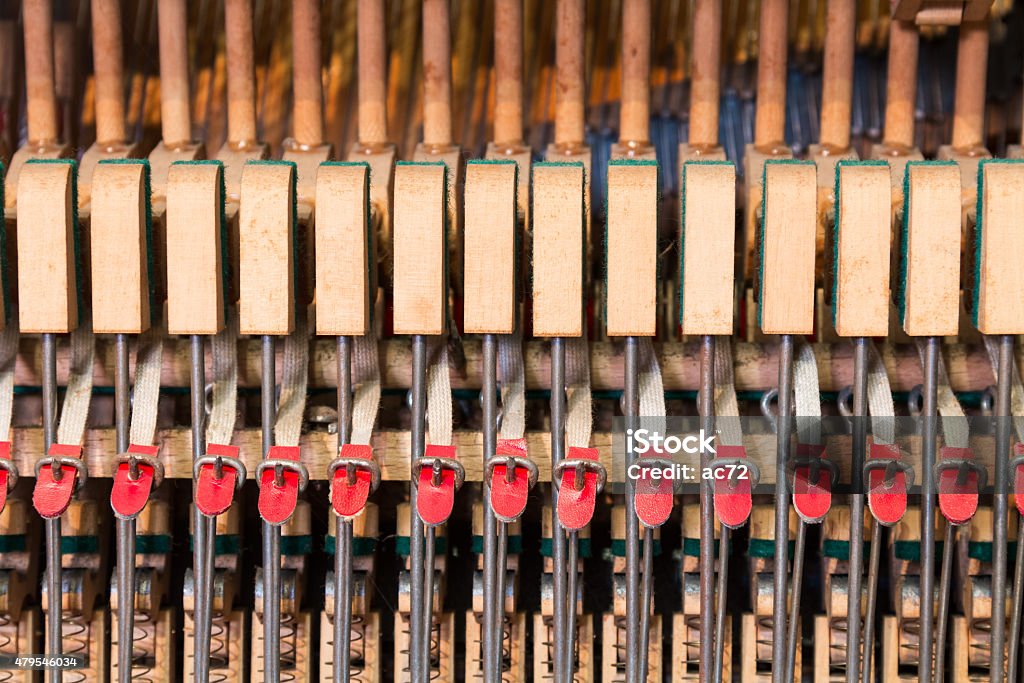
[114,334,135,683]
[1009,519,1024,683]
[482,334,500,682]
[773,335,794,683]
[993,334,1014,683]
[566,529,579,683]
[639,525,654,682]
[550,337,568,683]
[190,335,213,683]
[785,520,807,683]
[495,521,508,678]
[409,335,428,682]
[42,333,61,683]
[848,337,869,683]
[714,528,729,683]
[919,336,939,683]
[861,519,882,683]
[699,335,721,682]
[423,524,437,680]
[335,335,353,683]
[934,522,956,682]
[261,335,281,683]
[624,337,640,683]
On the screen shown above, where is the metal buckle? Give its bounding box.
[328,455,382,493]
[790,456,839,492]
[412,456,466,491]
[34,456,87,491]
[484,454,539,489]
[193,454,248,491]
[553,458,607,494]
[117,453,165,489]
[256,458,310,493]
[0,459,19,491]
[863,458,915,491]
[933,458,988,491]
[706,455,761,490]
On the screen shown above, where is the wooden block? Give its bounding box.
[532,162,585,338]
[392,162,448,336]
[833,161,892,337]
[238,161,296,336]
[165,162,226,336]
[90,160,152,334]
[314,162,372,336]
[759,161,817,335]
[973,160,1024,334]
[463,160,518,335]
[680,161,736,335]
[899,162,961,337]
[606,160,658,337]
[16,160,78,334]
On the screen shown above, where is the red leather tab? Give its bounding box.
[713,445,752,529]
[0,442,12,514]
[111,444,159,518]
[258,446,301,525]
[489,439,532,522]
[867,442,908,526]
[634,452,674,528]
[937,447,979,525]
[416,445,459,526]
[33,444,83,519]
[332,444,375,518]
[792,443,832,523]
[556,447,601,531]
[196,444,241,517]
[1015,443,1024,516]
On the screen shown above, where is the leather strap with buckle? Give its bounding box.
[633,453,675,528]
[414,445,465,526]
[792,443,837,524]
[111,444,164,519]
[710,444,758,529]
[485,438,537,523]
[936,446,984,525]
[329,443,381,518]
[554,446,605,531]
[33,443,87,519]
[194,443,247,517]
[257,445,310,525]
[865,442,913,526]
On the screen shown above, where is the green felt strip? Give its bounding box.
[135,534,171,554]
[893,539,944,562]
[471,534,523,555]
[395,535,448,557]
[821,539,872,561]
[280,534,312,556]
[27,159,81,320]
[324,534,378,556]
[0,535,26,553]
[968,541,1017,563]
[189,534,240,556]
[747,538,795,559]
[681,536,721,558]
[540,537,592,559]
[610,538,662,557]
[61,536,98,554]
